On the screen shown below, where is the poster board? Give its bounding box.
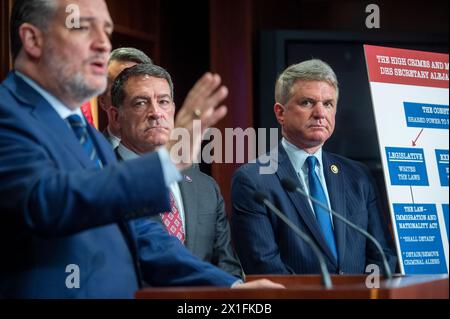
[364,45,449,274]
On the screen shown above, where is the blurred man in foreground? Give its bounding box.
[0,0,281,298]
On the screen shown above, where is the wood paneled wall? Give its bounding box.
[209,0,255,215]
[0,0,14,81]
[106,0,161,64]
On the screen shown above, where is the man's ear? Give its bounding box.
[274,102,285,125]
[18,23,45,59]
[97,95,108,112]
[108,106,120,129]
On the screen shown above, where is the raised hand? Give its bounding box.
[167,72,228,170]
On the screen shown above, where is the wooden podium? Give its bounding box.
[136,274,448,299]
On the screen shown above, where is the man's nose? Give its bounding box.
[92,28,112,54]
[312,102,327,117]
[146,103,163,119]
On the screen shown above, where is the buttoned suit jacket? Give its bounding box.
[231,143,397,275]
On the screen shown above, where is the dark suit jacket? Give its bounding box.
[171,166,243,278]
[231,143,397,275]
[0,72,237,298]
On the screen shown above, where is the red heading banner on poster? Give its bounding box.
[364,45,449,89]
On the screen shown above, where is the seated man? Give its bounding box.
[231,59,397,275]
[111,63,244,279]
[97,47,153,149]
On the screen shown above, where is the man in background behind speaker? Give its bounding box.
[97,47,153,149]
[111,63,244,279]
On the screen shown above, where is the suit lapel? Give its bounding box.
[276,145,337,265]
[32,106,98,169]
[322,152,347,268]
[178,172,198,250]
[5,72,98,169]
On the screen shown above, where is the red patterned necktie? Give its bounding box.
[160,192,185,243]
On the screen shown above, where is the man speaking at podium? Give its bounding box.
[232,59,398,275]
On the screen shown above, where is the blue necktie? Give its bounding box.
[306,156,338,261]
[67,114,103,169]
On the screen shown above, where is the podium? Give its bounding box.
[136,274,448,299]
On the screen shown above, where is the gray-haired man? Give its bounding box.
[232,59,397,276]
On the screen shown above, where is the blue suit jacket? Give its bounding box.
[0,72,236,298]
[231,144,397,275]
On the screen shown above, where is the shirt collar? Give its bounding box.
[117,143,140,161]
[281,137,323,173]
[15,71,85,122]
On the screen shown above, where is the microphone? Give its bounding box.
[281,178,393,279]
[254,192,333,289]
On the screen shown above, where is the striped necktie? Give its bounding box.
[306,156,338,261]
[66,114,103,168]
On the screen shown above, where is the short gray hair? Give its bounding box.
[275,59,339,104]
[111,63,174,108]
[11,0,57,60]
[109,47,153,65]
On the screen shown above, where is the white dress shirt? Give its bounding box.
[117,143,186,231]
